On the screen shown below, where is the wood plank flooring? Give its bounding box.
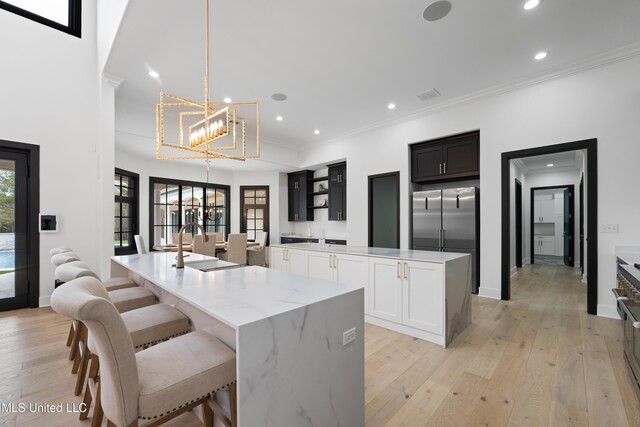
[1,264,638,426]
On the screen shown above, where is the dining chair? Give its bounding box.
[193,234,217,257]
[172,232,193,245]
[50,277,237,427]
[219,233,247,265]
[134,235,148,254]
[247,232,268,266]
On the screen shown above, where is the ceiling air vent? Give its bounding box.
[416,88,441,102]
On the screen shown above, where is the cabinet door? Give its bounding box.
[328,163,346,221]
[411,144,443,182]
[288,174,299,221]
[306,251,333,281]
[442,134,479,177]
[335,253,368,312]
[402,261,443,334]
[541,200,555,222]
[533,238,541,255]
[541,238,555,256]
[368,257,403,323]
[287,249,307,276]
[270,247,288,272]
[533,200,542,223]
[297,175,309,221]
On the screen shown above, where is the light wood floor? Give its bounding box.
[1,264,639,426]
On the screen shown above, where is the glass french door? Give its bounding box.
[0,151,29,310]
[240,187,269,243]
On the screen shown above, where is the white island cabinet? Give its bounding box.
[270,243,472,347]
[111,252,364,427]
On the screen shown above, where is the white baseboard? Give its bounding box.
[510,266,518,277]
[597,304,620,320]
[524,258,531,266]
[478,287,501,300]
[39,295,51,307]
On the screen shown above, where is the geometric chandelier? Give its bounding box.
[156,0,259,161]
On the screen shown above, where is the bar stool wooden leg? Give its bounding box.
[71,322,86,374]
[66,321,75,347]
[69,320,80,361]
[75,346,90,396]
[91,381,103,427]
[80,355,99,421]
[229,383,237,427]
[202,399,214,427]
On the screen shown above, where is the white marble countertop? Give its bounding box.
[271,243,470,263]
[112,252,362,330]
[615,246,640,283]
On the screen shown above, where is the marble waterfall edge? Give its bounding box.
[236,289,365,427]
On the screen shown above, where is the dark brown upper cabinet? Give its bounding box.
[411,131,479,183]
[288,170,314,221]
[328,162,347,221]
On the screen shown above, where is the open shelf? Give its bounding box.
[309,176,328,183]
[308,205,328,209]
[308,191,328,196]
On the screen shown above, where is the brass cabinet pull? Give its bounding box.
[333,254,337,269]
[397,262,401,278]
[404,262,408,279]
[439,163,442,175]
[443,163,447,174]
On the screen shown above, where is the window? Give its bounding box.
[149,177,230,248]
[240,186,269,244]
[114,169,139,255]
[0,0,81,37]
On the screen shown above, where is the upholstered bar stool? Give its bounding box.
[51,277,237,427]
[55,261,136,291]
[51,252,81,266]
[50,247,73,256]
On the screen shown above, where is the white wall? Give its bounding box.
[97,0,129,71]
[299,55,640,312]
[0,3,100,305]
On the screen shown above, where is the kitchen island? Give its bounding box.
[271,243,472,347]
[111,252,364,427]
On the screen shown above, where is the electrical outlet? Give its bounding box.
[342,328,356,346]
[600,224,619,233]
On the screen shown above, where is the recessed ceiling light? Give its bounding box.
[223,97,232,103]
[546,163,554,167]
[524,0,540,10]
[387,103,396,110]
[534,51,548,60]
[272,93,288,101]
[276,116,283,121]
[423,1,452,22]
[314,130,320,135]
[148,71,160,78]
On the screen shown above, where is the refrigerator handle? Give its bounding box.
[425,197,428,210]
[441,229,445,251]
[439,229,443,249]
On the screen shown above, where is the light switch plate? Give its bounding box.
[343,328,356,346]
[600,224,619,233]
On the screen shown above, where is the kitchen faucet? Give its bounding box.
[175,222,209,268]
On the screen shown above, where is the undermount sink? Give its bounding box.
[183,259,244,272]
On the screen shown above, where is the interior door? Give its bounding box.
[563,188,572,266]
[515,180,523,268]
[579,175,584,275]
[0,151,28,311]
[368,172,399,249]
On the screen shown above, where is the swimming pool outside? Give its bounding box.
[0,250,15,270]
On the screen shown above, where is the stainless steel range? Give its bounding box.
[613,258,640,399]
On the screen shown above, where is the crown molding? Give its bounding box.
[512,158,529,174]
[313,41,640,148]
[103,72,125,89]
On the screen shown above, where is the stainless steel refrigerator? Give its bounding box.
[412,187,479,293]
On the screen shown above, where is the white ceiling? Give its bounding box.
[106,0,640,151]
[518,150,580,171]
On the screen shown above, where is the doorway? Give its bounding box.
[240,186,269,245]
[0,140,39,311]
[515,179,523,268]
[530,185,574,267]
[368,172,399,249]
[501,139,597,314]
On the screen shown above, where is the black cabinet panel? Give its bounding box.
[328,162,347,221]
[412,144,443,181]
[411,131,479,183]
[287,171,314,221]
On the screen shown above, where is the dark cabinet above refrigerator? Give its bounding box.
[411,131,479,183]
